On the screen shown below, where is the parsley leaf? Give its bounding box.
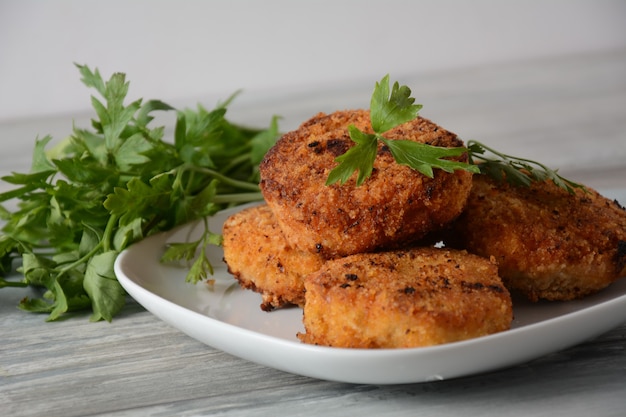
[370,74,423,132]
[325,126,378,186]
[327,75,479,186]
[84,250,126,322]
[381,138,476,178]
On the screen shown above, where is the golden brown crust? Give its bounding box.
[259,109,473,259]
[222,204,325,310]
[452,175,626,301]
[298,247,512,348]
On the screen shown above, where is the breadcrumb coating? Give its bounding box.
[298,247,512,348]
[259,109,473,259]
[222,204,325,310]
[453,175,626,301]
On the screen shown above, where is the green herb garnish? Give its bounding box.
[326,75,479,186]
[0,64,279,321]
[467,140,586,194]
[326,75,584,194]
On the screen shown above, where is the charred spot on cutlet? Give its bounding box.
[461,281,485,291]
[326,138,350,157]
[489,285,506,293]
[345,273,358,281]
[403,286,416,294]
[461,281,506,294]
[425,185,434,199]
[261,303,276,312]
[617,240,626,271]
[308,141,323,154]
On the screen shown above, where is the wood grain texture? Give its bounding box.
[1,49,626,417]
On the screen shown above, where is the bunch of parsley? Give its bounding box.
[0,64,278,321]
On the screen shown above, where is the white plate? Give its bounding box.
[114,188,626,385]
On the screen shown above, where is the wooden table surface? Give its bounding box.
[1,49,625,417]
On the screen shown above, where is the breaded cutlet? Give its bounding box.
[259,109,473,259]
[298,247,512,348]
[452,175,626,301]
[222,204,325,311]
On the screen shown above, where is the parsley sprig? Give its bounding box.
[326,75,584,194]
[0,64,278,321]
[326,75,479,186]
[467,140,586,194]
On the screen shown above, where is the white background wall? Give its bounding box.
[1,0,625,122]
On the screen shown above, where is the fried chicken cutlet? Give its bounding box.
[222,204,325,311]
[453,175,626,301]
[259,109,473,259]
[298,247,512,348]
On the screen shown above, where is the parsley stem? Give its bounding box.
[54,246,100,278]
[0,279,28,288]
[220,152,251,174]
[189,167,260,192]
[101,213,119,253]
[168,164,259,194]
[53,214,119,279]
[468,140,550,168]
[467,140,586,194]
[186,169,197,196]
